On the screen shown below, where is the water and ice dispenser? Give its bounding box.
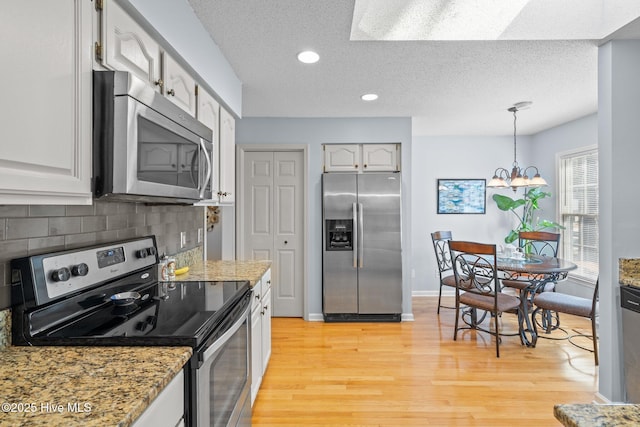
[325,219,353,251]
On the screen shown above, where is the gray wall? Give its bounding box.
[410,133,535,293]
[0,201,204,310]
[412,114,598,295]
[235,117,413,319]
[598,39,640,403]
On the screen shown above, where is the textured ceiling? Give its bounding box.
[187,0,640,136]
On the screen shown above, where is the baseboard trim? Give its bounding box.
[412,290,454,297]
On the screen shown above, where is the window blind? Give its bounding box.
[559,148,599,282]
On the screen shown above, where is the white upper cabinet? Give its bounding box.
[362,144,399,172]
[101,1,196,115]
[0,0,92,205]
[101,0,162,90]
[163,53,197,116]
[324,144,362,172]
[324,144,400,173]
[218,107,236,204]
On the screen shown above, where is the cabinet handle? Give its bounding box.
[267,280,271,285]
[354,164,358,168]
[154,79,164,88]
[364,164,368,168]
[284,240,288,245]
[167,89,175,96]
[255,293,260,300]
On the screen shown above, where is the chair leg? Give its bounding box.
[492,310,500,358]
[453,299,460,341]
[437,284,443,314]
[592,315,599,366]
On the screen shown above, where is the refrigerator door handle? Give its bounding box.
[358,202,364,268]
[352,202,358,268]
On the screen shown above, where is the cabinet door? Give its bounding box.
[362,144,399,172]
[261,287,272,375]
[324,144,361,172]
[250,304,262,406]
[102,0,162,89]
[163,53,197,116]
[0,0,92,205]
[262,269,272,293]
[132,371,184,427]
[219,108,236,204]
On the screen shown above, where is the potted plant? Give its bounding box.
[492,187,564,244]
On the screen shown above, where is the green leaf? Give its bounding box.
[505,230,519,244]
[535,219,565,230]
[492,194,526,211]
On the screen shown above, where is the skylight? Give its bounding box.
[350,0,640,41]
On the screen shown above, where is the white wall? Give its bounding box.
[235,117,413,320]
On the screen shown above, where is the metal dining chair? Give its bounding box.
[431,231,456,314]
[501,231,561,328]
[532,278,599,365]
[502,231,561,292]
[449,240,522,358]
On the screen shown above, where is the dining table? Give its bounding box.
[495,254,578,346]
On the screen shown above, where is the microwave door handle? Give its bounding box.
[199,138,212,199]
[190,148,198,187]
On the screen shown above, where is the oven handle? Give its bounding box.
[200,304,250,363]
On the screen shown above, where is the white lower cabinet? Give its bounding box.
[132,370,184,427]
[250,268,272,406]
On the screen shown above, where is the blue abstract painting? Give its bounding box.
[437,179,486,214]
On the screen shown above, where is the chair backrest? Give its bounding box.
[448,240,498,296]
[431,231,453,274]
[518,231,560,257]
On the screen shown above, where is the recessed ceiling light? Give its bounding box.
[297,50,320,64]
[361,93,378,101]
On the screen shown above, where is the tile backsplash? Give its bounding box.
[0,201,205,310]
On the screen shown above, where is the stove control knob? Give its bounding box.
[136,321,148,332]
[51,267,71,282]
[71,263,89,277]
[136,249,148,259]
[136,247,157,259]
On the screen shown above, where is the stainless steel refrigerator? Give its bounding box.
[322,173,402,322]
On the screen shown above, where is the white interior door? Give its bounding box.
[241,150,304,317]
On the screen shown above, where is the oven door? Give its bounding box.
[196,304,251,427]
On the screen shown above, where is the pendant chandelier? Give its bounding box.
[487,102,547,190]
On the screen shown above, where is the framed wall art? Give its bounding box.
[437,179,486,214]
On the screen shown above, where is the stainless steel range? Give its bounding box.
[11,236,251,427]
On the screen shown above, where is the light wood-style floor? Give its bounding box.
[251,296,598,426]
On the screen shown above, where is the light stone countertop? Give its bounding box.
[554,404,640,427]
[619,258,640,287]
[0,346,191,427]
[175,259,271,287]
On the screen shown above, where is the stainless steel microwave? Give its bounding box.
[93,71,213,204]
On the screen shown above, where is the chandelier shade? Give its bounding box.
[488,102,547,190]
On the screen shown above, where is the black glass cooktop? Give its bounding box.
[27,279,250,348]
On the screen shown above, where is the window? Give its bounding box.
[558,147,599,282]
